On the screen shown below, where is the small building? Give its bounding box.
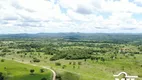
[113,72,138,80]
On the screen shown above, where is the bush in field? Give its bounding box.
[73,62,76,65]
[33,58,40,62]
[78,62,82,65]
[62,65,66,69]
[4,67,6,70]
[1,59,5,62]
[30,69,35,75]
[20,55,23,58]
[0,53,6,57]
[41,77,47,80]
[100,57,105,62]
[12,58,14,60]
[55,62,61,66]
[84,58,87,62]
[40,69,44,73]
[2,48,11,52]
[73,65,75,69]
[44,57,48,59]
[69,62,72,65]
[56,73,61,80]
[0,72,4,80]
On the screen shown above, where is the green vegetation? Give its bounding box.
[0,59,52,80]
[0,33,142,80]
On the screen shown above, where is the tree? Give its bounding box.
[12,58,14,60]
[55,62,61,66]
[84,58,87,62]
[2,48,11,52]
[33,58,40,62]
[73,62,76,65]
[78,62,82,65]
[56,74,61,80]
[30,69,35,75]
[41,77,47,80]
[40,69,44,73]
[100,57,105,62]
[4,67,6,70]
[1,59,5,62]
[0,72,4,80]
[73,65,75,69]
[62,65,66,69]
[69,62,72,65]
[78,66,80,69]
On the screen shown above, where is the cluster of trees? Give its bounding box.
[50,48,92,61]
[2,48,11,52]
[138,46,142,51]
[0,33,142,62]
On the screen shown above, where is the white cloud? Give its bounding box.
[102,0,142,13]
[59,0,142,13]
[0,0,142,34]
[134,0,142,4]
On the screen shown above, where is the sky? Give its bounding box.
[0,0,142,34]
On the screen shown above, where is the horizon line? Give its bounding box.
[0,32,142,35]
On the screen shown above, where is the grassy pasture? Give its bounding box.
[0,58,52,80]
[4,53,142,80]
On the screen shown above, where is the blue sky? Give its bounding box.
[0,0,142,34]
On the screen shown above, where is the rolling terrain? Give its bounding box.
[0,33,142,80]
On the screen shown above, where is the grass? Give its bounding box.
[1,44,142,80]
[36,54,142,80]
[3,53,142,80]
[2,53,142,80]
[0,58,52,80]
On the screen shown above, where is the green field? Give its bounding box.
[2,50,142,80]
[0,33,142,80]
[0,58,52,80]
[54,54,142,80]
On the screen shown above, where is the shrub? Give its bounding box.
[62,65,66,69]
[56,73,61,80]
[0,72,4,80]
[40,69,44,73]
[41,77,47,80]
[78,62,82,65]
[1,59,5,62]
[2,48,11,52]
[33,58,40,62]
[69,62,72,65]
[30,69,35,75]
[55,62,61,66]
[73,62,76,65]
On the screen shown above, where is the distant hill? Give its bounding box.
[0,33,142,43]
